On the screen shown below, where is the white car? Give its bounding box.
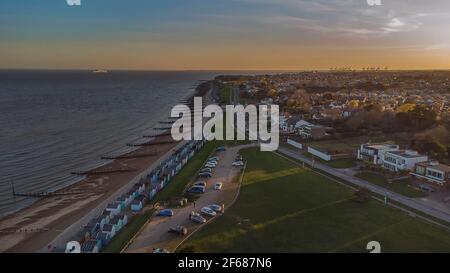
[232,161,244,167]
[200,206,217,217]
[208,204,223,213]
[214,182,223,190]
[204,163,217,168]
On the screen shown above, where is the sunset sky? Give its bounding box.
[1,0,449,70]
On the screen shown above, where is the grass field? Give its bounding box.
[181,148,450,253]
[219,85,232,105]
[355,172,427,198]
[101,141,218,252]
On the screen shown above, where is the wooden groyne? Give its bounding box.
[101,150,158,160]
[143,132,172,138]
[10,183,83,198]
[71,168,136,175]
[127,140,177,147]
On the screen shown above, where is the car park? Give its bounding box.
[208,204,223,213]
[168,225,188,236]
[190,212,207,224]
[157,209,174,217]
[201,206,217,217]
[214,182,223,190]
[188,185,205,194]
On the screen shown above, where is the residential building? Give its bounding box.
[357,143,399,164]
[382,150,428,172]
[411,161,450,186]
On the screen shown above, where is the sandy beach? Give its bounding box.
[0,132,181,253]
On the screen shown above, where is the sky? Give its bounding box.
[0,0,449,70]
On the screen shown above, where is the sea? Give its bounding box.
[0,70,231,218]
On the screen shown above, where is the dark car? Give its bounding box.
[157,209,174,217]
[198,172,212,178]
[168,225,187,236]
[216,146,226,152]
[188,186,205,194]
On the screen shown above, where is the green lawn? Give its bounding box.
[181,148,450,253]
[355,172,427,198]
[219,85,232,105]
[102,141,218,252]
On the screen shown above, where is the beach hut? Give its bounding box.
[96,232,111,248]
[101,210,112,224]
[117,213,128,226]
[85,219,101,236]
[131,200,143,212]
[148,189,157,200]
[105,203,121,217]
[110,217,123,232]
[81,240,100,253]
[102,224,116,238]
[115,198,127,211]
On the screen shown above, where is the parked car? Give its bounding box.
[190,212,206,224]
[194,181,207,187]
[235,155,243,161]
[216,146,226,152]
[209,157,219,161]
[198,172,212,178]
[208,204,223,213]
[201,206,217,217]
[207,160,218,165]
[204,163,216,168]
[168,225,188,236]
[188,186,205,194]
[153,248,170,253]
[214,182,223,190]
[232,161,244,167]
[200,168,212,173]
[157,209,174,217]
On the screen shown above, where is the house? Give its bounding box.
[411,161,450,186]
[102,224,116,238]
[295,120,330,139]
[357,143,400,164]
[382,150,428,172]
[81,240,100,253]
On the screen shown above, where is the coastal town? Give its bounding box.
[0,70,449,253]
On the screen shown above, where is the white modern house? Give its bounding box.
[382,150,428,172]
[357,143,400,164]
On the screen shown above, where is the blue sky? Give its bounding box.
[1,0,449,70]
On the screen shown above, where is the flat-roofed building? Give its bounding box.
[357,143,400,164]
[411,161,450,186]
[382,150,428,172]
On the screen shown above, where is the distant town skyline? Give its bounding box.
[1,0,449,70]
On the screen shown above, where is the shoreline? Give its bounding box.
[0,80,214,253]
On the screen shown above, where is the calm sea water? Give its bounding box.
[0,70,223,218]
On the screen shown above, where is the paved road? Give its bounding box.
[277,146,450,224]
[125,145,244,253]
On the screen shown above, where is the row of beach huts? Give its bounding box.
[66,139,207,253]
